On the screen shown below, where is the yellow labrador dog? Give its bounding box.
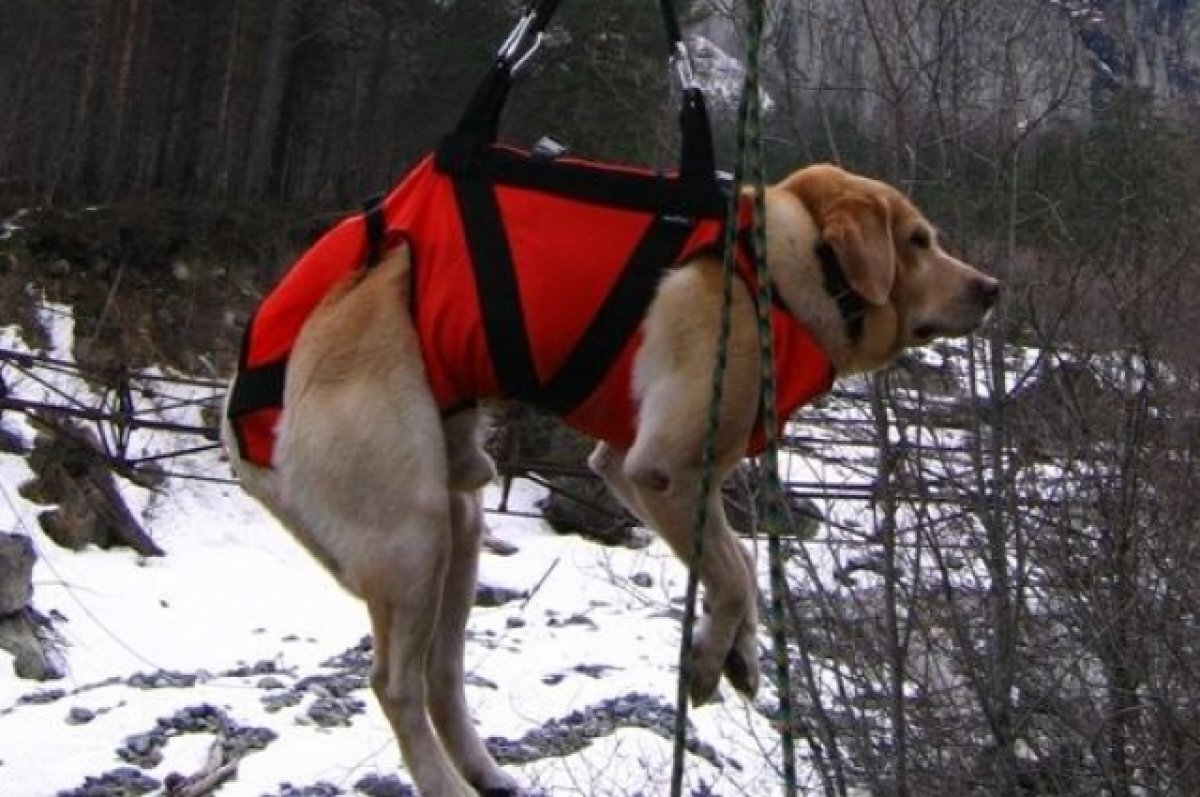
[223,164,998,796]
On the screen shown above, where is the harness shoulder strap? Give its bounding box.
[451,173,701,415]
[451,177,542,400]
[362,193,387,269]
[537,215,697,415]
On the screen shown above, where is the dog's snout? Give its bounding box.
[974,277,1000,309]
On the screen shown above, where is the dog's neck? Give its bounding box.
[762,188,878,375]
[813,242,867,343]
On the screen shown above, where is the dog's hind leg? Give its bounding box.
[361,500,478,797]
[426,411,518,794]
[427,487,521,796]
[276,246,477,797]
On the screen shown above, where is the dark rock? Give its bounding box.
[485,692,729,770]
[630,572,654,589]
[118,730,166,769]
[0,422,25,454]
[56,766,160,797]
[22,421,163,556]
[573,664,615,679]
[475,584,526,608]
[481,534,520,556]
[547,613,597,630]
[125,670,198,689]
[1,607,65,681]
[0,532,35,614]
[273,782,342,797]
[535,475,641,547]
[306,695,366,728]
[354,773,415,797]
[66,706,96,725]
[489,406,641,547]
[18,687,66,705]
[465,673,499,690]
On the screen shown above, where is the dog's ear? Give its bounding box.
[821,192,895,307]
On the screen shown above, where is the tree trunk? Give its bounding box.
[242,0,297,198]
[102,0,148,199]
[213,0,245,198]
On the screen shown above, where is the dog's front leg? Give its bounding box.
[596,441,759,705]
[629,464,759,705]
[621,262,765,704]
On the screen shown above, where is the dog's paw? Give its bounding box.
[722,639,760,697]
[470,768,522,797]
[687,632,726,706]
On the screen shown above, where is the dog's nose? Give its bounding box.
[974,277,1001,309]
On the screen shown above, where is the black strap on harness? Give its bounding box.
[226,332,287,422]
[362,193,387,269]
[226,193,390,428]
[437,0,726,413]
[439,0,719,203]
[452,178,542,400]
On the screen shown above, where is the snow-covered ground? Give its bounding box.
[0,302,801,795]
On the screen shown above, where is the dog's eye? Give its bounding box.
[909,229,931,249]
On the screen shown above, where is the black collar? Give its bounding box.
[729,229,866,342]
[815,241,867,342]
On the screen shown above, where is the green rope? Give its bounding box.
[741,0,800,791]
[670,0,799,794]
[747,50,802,797]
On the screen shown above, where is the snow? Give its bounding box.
[0,306,797,795]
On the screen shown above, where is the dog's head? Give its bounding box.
[772,164,1000,373]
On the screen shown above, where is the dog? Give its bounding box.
[222,162,999,796]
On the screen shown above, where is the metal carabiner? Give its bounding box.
[497,10,544,76]
[670,40,699,92]
[498,11,533,61]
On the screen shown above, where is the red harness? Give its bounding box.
[227,149,834,468]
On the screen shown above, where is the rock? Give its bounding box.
[22,421,164,557]
[57,767,160,797]
[66,706,96,725]
[306,695,366,728]
[484,692,729,770]
[0,423,24,454]
[354,773,415,797]
[475,583,526,608]
[573,664,614,679]
[273,783,342,797]
[17,687,65,705]
[482,533,520,556]
[536,474,640,547]
[0,533,35,615]
[630,571,654,589]
[125,670,198,689]
[0,608,65,682]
